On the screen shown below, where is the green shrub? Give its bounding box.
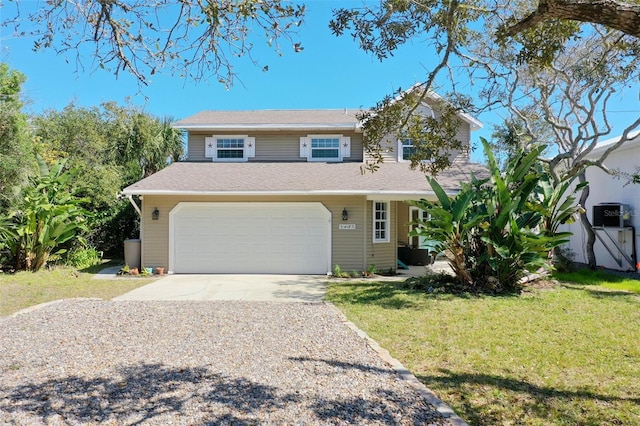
[64,246,103,270]
[410,139,581,294]
[332,264,350,278]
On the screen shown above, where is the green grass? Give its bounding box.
[327,280,640,426]
[0,264,154,316]
[554,269,640,294]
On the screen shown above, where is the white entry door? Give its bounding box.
[169,202,331,274]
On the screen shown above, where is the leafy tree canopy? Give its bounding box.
[31,102,184,255]
[0,63,33,211]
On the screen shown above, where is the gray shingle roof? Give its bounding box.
[174,110,361,130]
[122,161,488,197]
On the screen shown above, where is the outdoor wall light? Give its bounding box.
[342,208,348,221]
[152,207,160,220]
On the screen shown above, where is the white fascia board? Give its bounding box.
[175,123,362,132]
[419,90,483,130]
[587,131,640,157]
[120,189,455,198]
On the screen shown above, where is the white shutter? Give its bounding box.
[205,137,216,158]
[246,136,256,158]
[397,139,403,162]
[340,136,351,158]
[300,137,310,158]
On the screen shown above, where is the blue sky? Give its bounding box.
[2,0,639,163]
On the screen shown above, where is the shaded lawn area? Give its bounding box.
[0,265,154,316]
[327,280,640,426]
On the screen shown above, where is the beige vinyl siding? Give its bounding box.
[364,200,397,271]
[253,134,304,161]
[187,130,363,162]
[140,195,368,272]
[396,201,411,247]
[347,133,363,161]
[188,133,207,161]
[365,110,473,164]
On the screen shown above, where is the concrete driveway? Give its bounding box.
[113,274,328,302]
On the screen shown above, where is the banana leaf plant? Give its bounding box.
[9,155,90,271]
[410,138,579,293]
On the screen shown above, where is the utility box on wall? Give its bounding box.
[593,203,632,228]
[592,202,637,271]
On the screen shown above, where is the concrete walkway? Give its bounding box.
[113,274,328,302]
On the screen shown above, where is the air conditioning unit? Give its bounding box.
[592,203,632,228]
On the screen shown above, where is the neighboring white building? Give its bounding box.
[563,132,640,272]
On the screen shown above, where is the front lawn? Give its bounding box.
[327,279,640,425]
[554,269,640,294]
[0,266,154,316]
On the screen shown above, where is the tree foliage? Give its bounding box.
[358,87,468,175]
[31,102,184,256]
[3,0,305,87]
[0,63,33,212]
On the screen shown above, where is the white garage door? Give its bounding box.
[170,202,331,274]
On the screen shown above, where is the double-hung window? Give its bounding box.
[311,137,340,159]
[205,135,255,162]
[373,201,390,243]
[397,138,433,163]
[216,138,244,159]
[400,139,415,161]
[300,135,350,162]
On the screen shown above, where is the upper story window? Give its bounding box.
[373,201,390,243]
[397,138,433,163]
[311,137,340,159]
[400,139,414,161]
[300,135,350,162]
[205,135,255,162]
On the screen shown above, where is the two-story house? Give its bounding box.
[121,93,484,275]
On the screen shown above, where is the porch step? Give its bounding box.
[397,259,409,270]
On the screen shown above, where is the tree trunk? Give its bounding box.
[578,170,597,268]
[507,0,640,38]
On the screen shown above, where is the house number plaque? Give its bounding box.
[339,224,356,230]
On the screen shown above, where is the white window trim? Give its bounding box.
[300,134,350,162]
[373,201,390,243]
[409,206,431,249]
[397,105,435,163]
[398,139,413,163]
[397,138,435,164]
[205,135,255,162]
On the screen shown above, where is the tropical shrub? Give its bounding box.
[7,156,90,272]
[64,246,103,270]
[411,139,580,293]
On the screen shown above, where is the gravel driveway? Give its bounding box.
[0,300,455,425]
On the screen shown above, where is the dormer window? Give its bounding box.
[300,135,351,162]
[205,135,255,162]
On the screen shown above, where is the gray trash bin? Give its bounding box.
[124,239,141,270]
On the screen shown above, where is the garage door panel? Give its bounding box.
[171,202,330,274]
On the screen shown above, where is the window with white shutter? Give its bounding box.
[205,135,255,162]
[299,134,350,162]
